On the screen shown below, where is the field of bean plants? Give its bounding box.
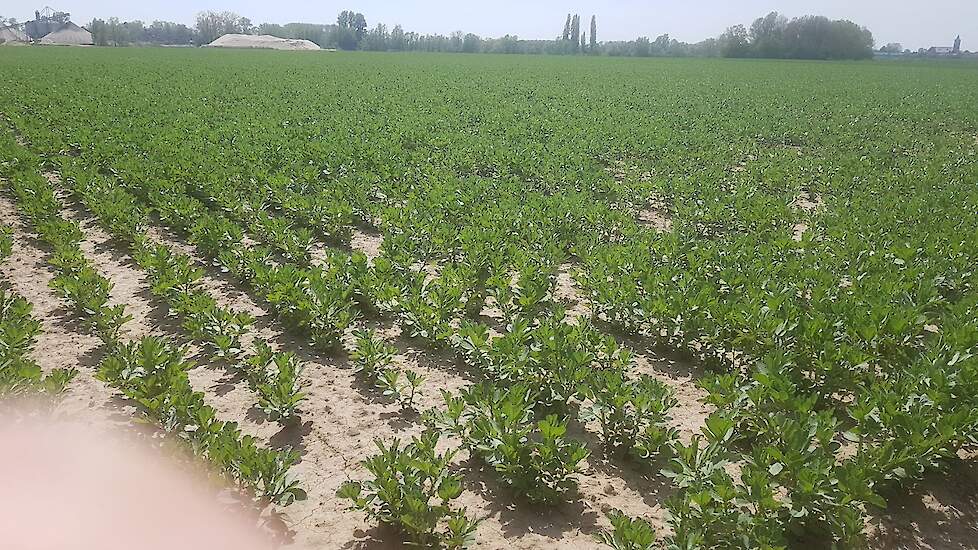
[1,47,977,549]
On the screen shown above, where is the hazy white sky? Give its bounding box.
[3,1,975,50]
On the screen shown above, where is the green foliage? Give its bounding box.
[376,367,424,410]
[0,286,76,396]
[337,431,479,548]
[98,336,306,506]
[133,242,255,360]
[350,328,396,381]
[594,509,656,550]
[246,342,308,423]
[433,383,589,503]
[582,369,679,458]
[0,225,12,259]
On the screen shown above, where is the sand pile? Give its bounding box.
[206,34,320,51]
[0,26,30,45]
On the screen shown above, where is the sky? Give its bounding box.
[3,1,976,51]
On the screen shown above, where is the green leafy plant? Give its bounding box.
[350,328,396,381]
[594,509,656,550]
[246,342,307,423]
[376,367,424,410]
[434,383,589,503]
[337,431,480,548]
[582,370,679,458]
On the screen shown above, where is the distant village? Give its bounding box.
[876,35,974,58]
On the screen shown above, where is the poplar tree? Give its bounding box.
[590,15,597,51]
[562,14,571,41]
[571,14,580,51]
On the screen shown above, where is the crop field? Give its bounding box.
[1,47,977,549]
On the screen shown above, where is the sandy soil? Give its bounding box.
[867,453,978,550]
[351,227,384,264]
[206,34,321,51]
[0,192,126,425]
[637,196,673,233]
[554,263,592,321]
[790,190,824,241]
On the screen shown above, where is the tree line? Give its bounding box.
[79,8,874,60]
[719,12,874,60]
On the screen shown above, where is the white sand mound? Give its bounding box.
[206,34,320,51]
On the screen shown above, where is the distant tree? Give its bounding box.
[562,14,571,41]
[110,17,128,45]
[781,15,873,59]
[335,28,357,49]
[492,34,520,54]
[653,34,671,55]
[364,23,388,50]
[719,24,750,57]
[90,17,128,46]
[196,11,244,45]
[880,42,903,53]
[335,10,367,48]
[88,19,109,45]
[122,20,147,43]
[634,36,651,57]
[238,17,253,35]
[352,13,367,40]
[571,14,580,51]
[749,11,787,58]
[390,24,405,50]
[722,13,873,59]
[450,30,463,51]
[462,33,481,53]
[692,38,720,57]
[589,15,597,51]
[149,20,195,45]
[581,31,586,51]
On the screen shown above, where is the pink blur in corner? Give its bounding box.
[0,418,274,550]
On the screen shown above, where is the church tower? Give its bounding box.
[954,35,962,53]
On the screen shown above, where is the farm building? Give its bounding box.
[0,26,30,45]
[38,21,93,46]
[925,35,962,56]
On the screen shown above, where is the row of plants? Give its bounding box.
[0,134,306,508]
[85,138,686,544]
[55,161,309,425]
[98,336,306,505]
[0,224,76,396]
[119,174,360,353]
[36,132,685,548]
